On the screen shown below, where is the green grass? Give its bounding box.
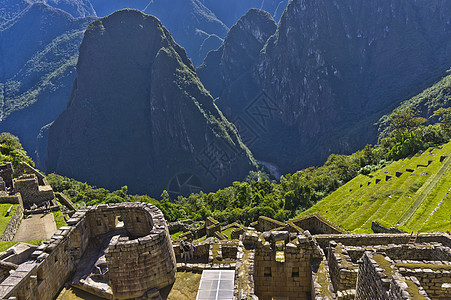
[53,210,67,229]
[221,227,234,239]
[171,231,184,240]
[0,240,43,252]
[298,142,451,233]
[0,204,18,236]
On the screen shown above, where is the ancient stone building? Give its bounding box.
[0,162,13,188]
[236,216,451,300]
[0,162,55,209]
[0,203,176,299]
[0,202,449,300]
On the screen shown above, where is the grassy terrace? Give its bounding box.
[0,240,43,252]
[299,142,451,233]
[0,204,18,236]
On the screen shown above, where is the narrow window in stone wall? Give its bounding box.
[97,219,102,226]
[115,216,124,228]
[37,267,44,283]
[54,254,58,263]
[136,216,141,223]
[264,267,272,277]
[292,267,299,277]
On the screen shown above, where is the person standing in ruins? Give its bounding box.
[189,239,194,260]
[183,241,191,261]
[179,240,185,260]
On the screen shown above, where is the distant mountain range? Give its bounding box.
[43,9,257,196]
[0,3,95,153]
[0,0,290,158]
[199,0,451,175]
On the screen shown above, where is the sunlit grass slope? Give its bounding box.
[299,142,451,233]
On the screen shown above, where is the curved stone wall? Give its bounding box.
[0,202,176,300]
[104,204,177,298]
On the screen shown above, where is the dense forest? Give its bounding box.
[5,105,449,226]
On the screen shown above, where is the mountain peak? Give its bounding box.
[45,9,256,196]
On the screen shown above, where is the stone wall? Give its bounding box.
[222,243,238,260]
[254,216,285,233]
[355,252,434,300]
[55,192,77,211]
[206,217,220,237]
[107,221,176,298]
[315,233,451,250]
[290,214,346,235]
[343,243,451,264]
[13,162,46,186]
[398,264,450,299]
[371,221,404,234]
[13,174,54,209]
[0,195,23,242]
[173,241,210,262]
[84,204,153,239]
[231,227,245,239]
[0,203,176,300]
[0,195,19,204]
[0,163,13,187]
[327,242,358,292]
[355,252,390,300]
[252,232,322,300]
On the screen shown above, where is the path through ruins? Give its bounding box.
[13,213,57,241]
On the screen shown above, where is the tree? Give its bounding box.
[433,107,451,137]
[385,110,427,160]
[388,109,426,141]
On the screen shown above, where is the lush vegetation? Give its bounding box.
[299,141,451,233]
[53,210,68,229]
[0,204,17,236]
[0,133,34,168]
[0,240,43,252]
[1,73,450,229]
[44,106,449,227]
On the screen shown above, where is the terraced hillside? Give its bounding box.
[299,142,451,233]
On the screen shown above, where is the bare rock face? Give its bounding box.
[198,9,277,98]
[45,9,256,197]
[200,0,451,174]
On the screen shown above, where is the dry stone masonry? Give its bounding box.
[0,203,176,300]
[235,216,450,300]
[0,196,448,300]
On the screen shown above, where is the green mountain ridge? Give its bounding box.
[0,3,95,152]
[378,73,451,139]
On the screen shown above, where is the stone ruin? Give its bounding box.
[0,162,55,210]
[235,226,451,300]
[0,199,448,299]
[0,203,176,299]
[12,162,55,210]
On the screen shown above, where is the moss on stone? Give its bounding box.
[405,279,424,300]
[316,261,334,298]
[373,254,396,277]
[396,262,451,271]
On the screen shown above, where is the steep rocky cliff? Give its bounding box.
[88,0,290,66]
[45,9,256,197]
[199,0,289,27]
[200,0,451,175]
[198,9,277,98]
